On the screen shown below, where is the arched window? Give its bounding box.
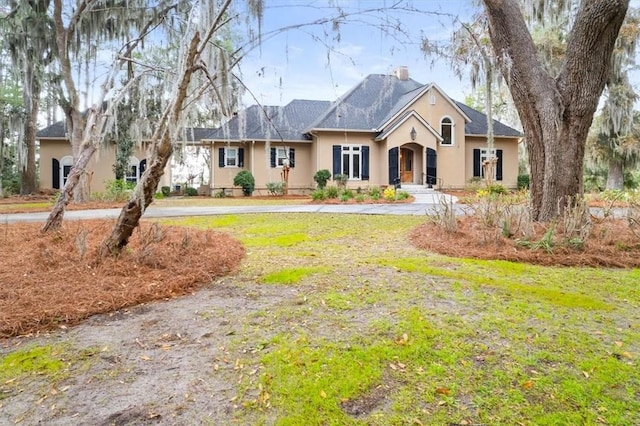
[125,156,140,185]
[60,156,74,188]
[440,117,454,145]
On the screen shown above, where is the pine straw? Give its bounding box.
[410,216,640,268]
[0,220,245,338]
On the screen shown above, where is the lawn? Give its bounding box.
[0,213,638,425]
[165,214,640,425]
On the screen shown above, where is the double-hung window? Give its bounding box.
[225,147,238,167]
[342,145,361,180]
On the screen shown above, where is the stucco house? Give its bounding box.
[37,67,521,195]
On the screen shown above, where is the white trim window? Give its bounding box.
[342,145,361,180]
[440,116,454,145]
[125,156,140,184]
[225,147,239,167]
[60,155,73,188]
[276,147,289,167]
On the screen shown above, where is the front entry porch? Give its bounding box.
[389,144,437,187]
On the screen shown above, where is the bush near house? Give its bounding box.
[313,169,332,189]
[266,181,285,196]
[233,170,255,196]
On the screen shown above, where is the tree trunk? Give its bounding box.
[41,141,98,233]
[606,157,624,190]
[101,31,202,254]
[20,65,41,195]
[482,0,628,220]
[101,134,173,254]
[42,108,99,232]
[0,121,4,198]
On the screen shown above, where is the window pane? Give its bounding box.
[353,153,360,178]
[343,153,349,176]
[442,124,452,144]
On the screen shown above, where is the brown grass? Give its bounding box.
[411,215,640,268]
[0,220,245,338]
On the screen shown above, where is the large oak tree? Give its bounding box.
[482,0,629,220]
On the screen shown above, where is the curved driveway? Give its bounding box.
[1,193,463,224]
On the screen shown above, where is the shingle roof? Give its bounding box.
[309,74,424,130]
[209,99,331,141]
[455,101,522,137]
[36,121,67,139]
[37,75,521,142]
[36,119,218,142]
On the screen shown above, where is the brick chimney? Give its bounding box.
[394,66,409,81]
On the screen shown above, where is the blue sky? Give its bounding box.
[238,0,640,108]
[239,0,475,107]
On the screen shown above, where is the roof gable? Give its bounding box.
[375,110,442,142]
[307,74,423,131]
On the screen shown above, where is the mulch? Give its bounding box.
[410,215,640,268]
[0,220,245,338]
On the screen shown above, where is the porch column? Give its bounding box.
[423,147,427,186]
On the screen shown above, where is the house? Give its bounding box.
[37,67,521,195]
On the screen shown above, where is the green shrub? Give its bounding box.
[233,170,255,196]
[486,183,507,195]
[342,188,354,199]
[312,188,326,201]
[368,186,381,200]
[340,193,350,202]
[214,189,227,198]
[333,173,348,188]
[154,192,164,199]
[185,187,198,196]
[313,169,332,189]
[355,194,365,203]
[94,179,134,202]
[396,190,410,200]
[161,186,171,197]
[266,181,285,196]
[517,174,530,190]
[325,185,339,199]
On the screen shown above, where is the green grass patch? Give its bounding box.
[0,345,66,383]
[377,256,612,310]
[260,266,330,284]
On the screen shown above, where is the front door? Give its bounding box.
[400,148,413,183]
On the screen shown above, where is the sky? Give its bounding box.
[238,0,476,107]
[237,0,640,109]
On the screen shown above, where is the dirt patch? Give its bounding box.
[0,221,245,338]
[410,215,640,268]
[341,371,396,417]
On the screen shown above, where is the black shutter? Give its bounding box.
[289,148,295,168]
[139,159,147,175]
[52,158,60,189]
[473,149,481,177]
[270,148,276,168]
[218,148,225,167]
[332,145,341,177]
[496,149,503,181]
[426,148,437,185]
[361,146,369,180]
[388,147,399,185]
[238,148,244,167]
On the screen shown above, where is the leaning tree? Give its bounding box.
[42,0,186,232]
[482,0,629,220]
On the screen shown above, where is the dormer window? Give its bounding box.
[440,117,453,145]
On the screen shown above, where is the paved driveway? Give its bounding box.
[0,193,464,224]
